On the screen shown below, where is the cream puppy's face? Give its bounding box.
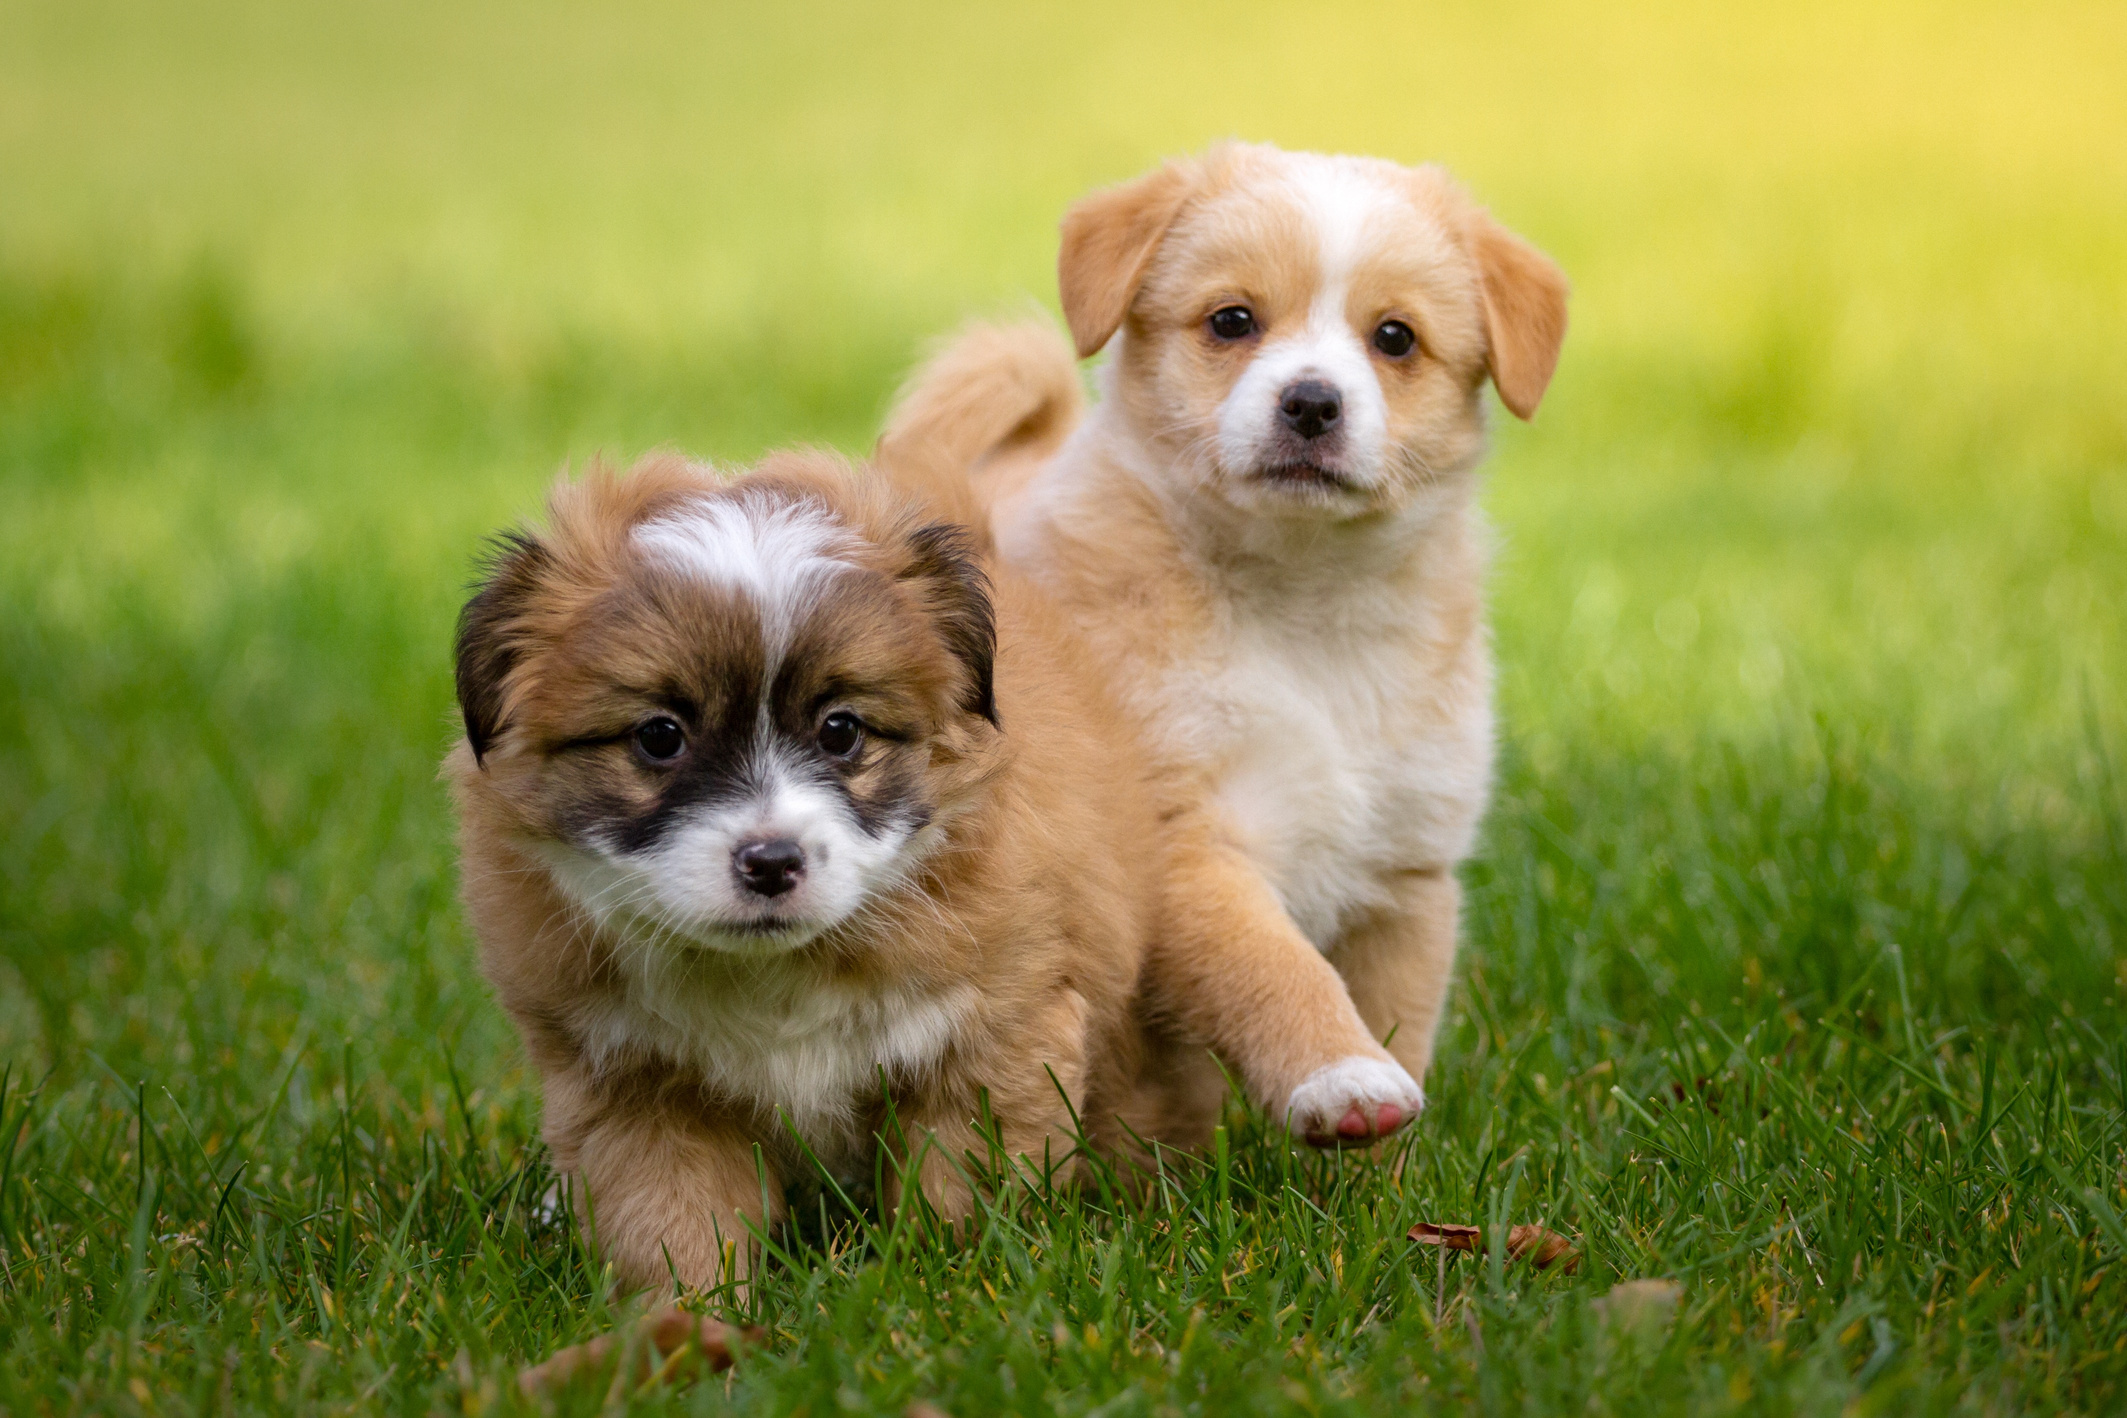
[454,460,997,959]
[1059,145,1568,519]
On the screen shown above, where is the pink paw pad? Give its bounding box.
[1329,1102,1406,1142]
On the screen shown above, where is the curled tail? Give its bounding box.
[874,320,1084,547]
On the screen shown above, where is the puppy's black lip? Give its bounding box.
[1257,461,1354,490]
[705,917,810,938]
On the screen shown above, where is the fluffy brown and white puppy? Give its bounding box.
[881,142,1568,1147]
[447,450,1211,1295]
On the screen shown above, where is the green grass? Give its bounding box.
[3,0,2125,1411]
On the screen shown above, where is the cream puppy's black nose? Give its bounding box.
[733,838,804,897]
[1278,380,1342,440]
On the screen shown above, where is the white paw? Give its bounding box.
[531,1179,568,1227]
[1284,1056,1425,1147]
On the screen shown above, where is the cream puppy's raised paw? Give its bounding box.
[1286,1055,1426,1147]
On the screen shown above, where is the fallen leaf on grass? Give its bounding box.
[519,1306,765,1395]
[1504,1224,1579,1271]
[1408,1222,1484,1252]
[1408,1221,1579,1273]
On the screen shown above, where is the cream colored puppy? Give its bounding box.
[880,142,1567,1145]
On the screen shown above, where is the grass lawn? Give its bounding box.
[3,0,2124,1411]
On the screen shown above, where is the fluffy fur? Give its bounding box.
[448,451,1217,1295]
[881,142,1569,1145]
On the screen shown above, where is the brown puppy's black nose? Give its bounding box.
[733,838,804,897]
[1278,380,1342,440]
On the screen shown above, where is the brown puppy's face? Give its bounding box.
[456,464,994,956]
[1059,145,1569,520]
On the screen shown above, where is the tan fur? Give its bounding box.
[883,143,1567,1142]
[448,451,1217,1296]
[1058,159,1201,359]
[1462,208,1571,420]
[877,320,1086,541]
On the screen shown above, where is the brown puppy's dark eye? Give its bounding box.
[818,711,863,758]
[1208,306,1256,341]
[1372,320,1417,358]
[634,716,685,762]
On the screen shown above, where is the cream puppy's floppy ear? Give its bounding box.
[1058,159,1199,358]
[1466,212,1569,420]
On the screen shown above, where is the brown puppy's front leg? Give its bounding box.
[1327,867,1462,1091]
[886,999,1093,1225]
[888,1095,1085,1232]
[547,1073,782,1296]
[1157,824,1424,1146]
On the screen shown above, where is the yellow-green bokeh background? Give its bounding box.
[4,0,2123,771]
[3,13,2125,1401]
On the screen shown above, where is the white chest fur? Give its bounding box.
[1150,595,1493,948]
[570,950,977,1161]
[1003,437,1497,953]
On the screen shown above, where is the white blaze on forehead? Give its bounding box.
[1215,156,1399,485]
[633,493,856,658]
[1285,155,1402,296]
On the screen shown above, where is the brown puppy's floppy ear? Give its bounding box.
[1467,212,1570,420]
[899,523,998,727]
[455,530,551,765]
[1058,159,1199,359]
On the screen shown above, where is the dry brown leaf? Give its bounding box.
[905,1404,952,1418]
[1407,1221,1579,1273]
[1408,1222,1483,1252]
[518,1306,765,1395]
[1505,1224,1580,1272]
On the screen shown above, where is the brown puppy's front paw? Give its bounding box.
[1285,1056,1425,1148]
[518,1307,762,1395]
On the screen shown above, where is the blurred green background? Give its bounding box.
[4,0,2120,1065]
[1,1,2124,1409]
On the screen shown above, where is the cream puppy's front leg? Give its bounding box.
[1327,868,1463,1088]
[1160,823,1424,1145]
[545,1072,783,1297]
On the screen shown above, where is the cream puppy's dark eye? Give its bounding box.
[1372,320,1417,358]
[1208,306,1256,340]
[818,711,863,758]
[634,716,686,762]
